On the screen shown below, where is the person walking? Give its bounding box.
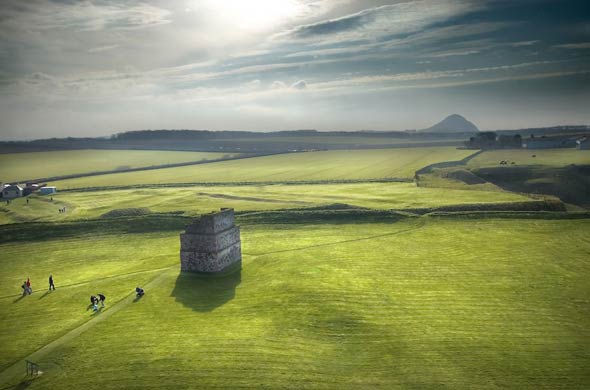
[97,293,106,308]
[26,278,32,294]
[49,274,55,291]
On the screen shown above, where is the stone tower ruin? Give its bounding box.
[180,208,242,273]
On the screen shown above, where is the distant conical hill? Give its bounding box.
[421,114,479,133]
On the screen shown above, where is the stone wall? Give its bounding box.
[180,208,241,273]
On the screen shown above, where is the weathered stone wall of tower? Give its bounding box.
[180,208,242,273]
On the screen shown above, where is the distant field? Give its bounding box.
[51,147,473,189]
[468,149,590,168]
[227,136,463,145]
[0,182,530,224]
[0,150,235,182]
[0,217,588,388]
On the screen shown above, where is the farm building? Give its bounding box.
[1,184,23,199]
[40,186,57,195]
[576,137,589,150]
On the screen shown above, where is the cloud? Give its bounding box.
[288,6,375,38]
[430,50,480,58]
[554,42,590,49]
[87,45,120,53]
[271,81,287,89]
[291,80,307,89]
[511,40,539,47]
[310,60,569,91]
[0,1,172,33]
[276,1,487,43]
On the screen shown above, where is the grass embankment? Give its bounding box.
[0,150,235,182]
[50,147,472,189]
[0,182,532,224]
[417,149,590,209]
[0,217,588,389]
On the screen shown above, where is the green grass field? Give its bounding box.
[0,217,588,389]
[0,150,235,182]
[1,146,588,389]
[467,149,590,168]
[50,147,473,189]
[0,182,531,224]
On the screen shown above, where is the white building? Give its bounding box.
[1,184,23,199]
[40,186,57,195]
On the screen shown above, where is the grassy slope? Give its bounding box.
[0,183,530,224]
[1,218,589,389]
[50,147,472,189]
[467,149,590,168]
[0,150,234,182]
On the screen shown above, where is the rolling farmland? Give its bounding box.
[50,147,473,189]
[0,150,236,182]
[0,182,532,224]
[1,145,588,389]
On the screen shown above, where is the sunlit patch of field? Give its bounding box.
[0,218,588,389]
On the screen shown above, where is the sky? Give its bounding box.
[0,0,589,140]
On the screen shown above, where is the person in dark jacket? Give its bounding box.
[135,287,144,297]
[49,275,55,291]
[89,295,98,311]
[97,293,106,307]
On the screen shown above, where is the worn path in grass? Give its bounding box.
[0,266,175,388]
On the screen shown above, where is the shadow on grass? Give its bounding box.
[133,294,144,303]
[12,295,25,303]
[171,264,241,312]
[38,291,51,300]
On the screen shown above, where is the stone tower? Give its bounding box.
[180,208,242,273]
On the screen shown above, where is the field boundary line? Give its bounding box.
[244,220,425,257]
[0,267,175,387]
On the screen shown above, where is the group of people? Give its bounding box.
[19,275,145,310]
[21,278,32,296]
[22,275,55,296]
[89,294,106,311]
[58,207,66,213]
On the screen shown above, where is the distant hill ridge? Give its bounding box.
[421,114,479,133]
